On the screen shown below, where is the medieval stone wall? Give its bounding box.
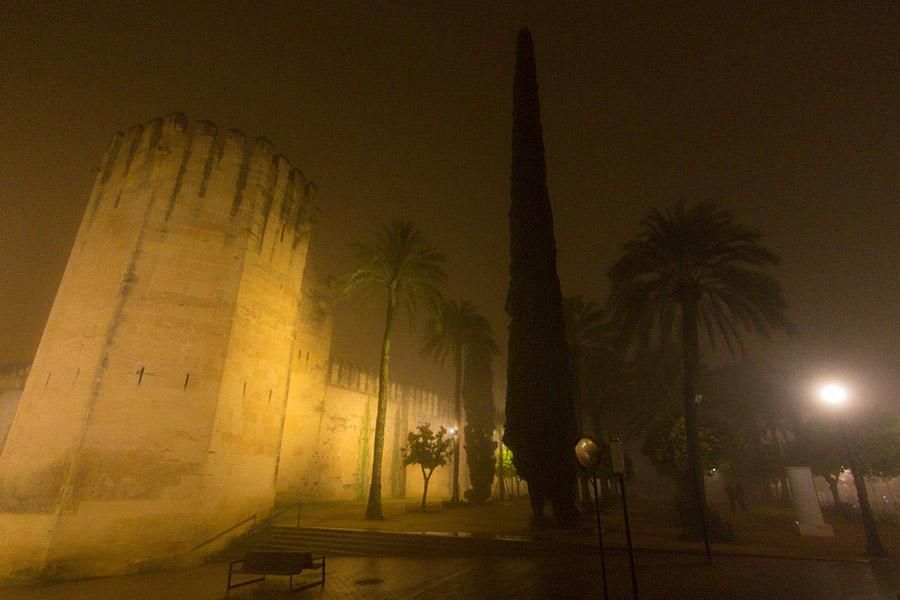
[0,114,315,579]
[295,359,455,504]
[0,365,28,452]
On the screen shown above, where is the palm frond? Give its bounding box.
[607,201,791,357]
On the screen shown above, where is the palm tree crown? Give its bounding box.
[607,202,790,355]
[562,296,607,360]
[338,220,446,319]
[421,300,497,365]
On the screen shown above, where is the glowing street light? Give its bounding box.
[817,382,886,556]
[819,383,848,406]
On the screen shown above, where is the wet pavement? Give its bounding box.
[2,552,896,599]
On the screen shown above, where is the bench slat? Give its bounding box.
[241,551,312,574]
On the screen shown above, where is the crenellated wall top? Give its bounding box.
[87,113,317,250]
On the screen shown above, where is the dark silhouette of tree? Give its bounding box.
[701,362,798,502]
[401,423,452,511]
[421,299,495,503]
[461,323,499,503]
[607,202,790,539]
[337,220,446,520]
[504,28,579,526]
[562,296,606,437]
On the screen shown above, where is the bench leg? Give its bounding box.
[288,559,326,593]
[227,573,266,592]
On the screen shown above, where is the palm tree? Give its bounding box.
[607,202,790,543]
[562,296,606,438]
[337,220,446,519]
[421,299,495,503]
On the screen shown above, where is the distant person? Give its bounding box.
[736,482,747,511]
[725,482,737,512]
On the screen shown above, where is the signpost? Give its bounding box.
[611,438,639,600]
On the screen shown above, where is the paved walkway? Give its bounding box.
[3,497,897,598]
[2,552,897,599]
[274,497,899,562]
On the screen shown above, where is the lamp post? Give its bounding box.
[818,383,886,556]
[575,438,609,600]
[448,427,459,503]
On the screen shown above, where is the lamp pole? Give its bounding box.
[448,427,459,503]
[819,383,886,557]
[575,438,609,600]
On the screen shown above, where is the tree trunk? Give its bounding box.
[451,343,463,503]
[824,474,842,508]
[842,429,885,556]
[681,295,709,548]
[421,468,432,510]
[365,294,395,520]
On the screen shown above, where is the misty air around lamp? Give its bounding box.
[817,382,886,556]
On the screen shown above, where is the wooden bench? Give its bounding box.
[227,550,325,594]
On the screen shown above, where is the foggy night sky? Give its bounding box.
[0,3,897,408]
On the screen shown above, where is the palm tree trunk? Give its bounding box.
[366,294,395,520]
[682,296,710,553]
[452,344,463,503]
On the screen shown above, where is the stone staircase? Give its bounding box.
[221,526,600,559]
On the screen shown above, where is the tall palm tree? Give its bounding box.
[607,202,790,540]
[337,220,446,520]
[421,299,495,503]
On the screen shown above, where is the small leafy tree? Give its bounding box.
[402,423,452,510]
[643,416,741,476]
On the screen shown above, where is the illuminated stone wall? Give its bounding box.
[0,365,27,451]
[0,115,315,580]
[280,359,455,504]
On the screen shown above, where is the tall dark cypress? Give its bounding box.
[503,28,579,525]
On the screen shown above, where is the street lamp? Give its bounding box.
[575,438,609,600]
[818,382,886,556]
[448,427,459,504]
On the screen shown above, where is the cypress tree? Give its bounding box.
[503,28,579,525]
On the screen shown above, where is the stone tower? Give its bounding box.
[0,114,315,579]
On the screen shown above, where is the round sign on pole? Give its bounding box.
[575,437,601,470]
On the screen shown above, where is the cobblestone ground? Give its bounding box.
[3,553,897,599]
